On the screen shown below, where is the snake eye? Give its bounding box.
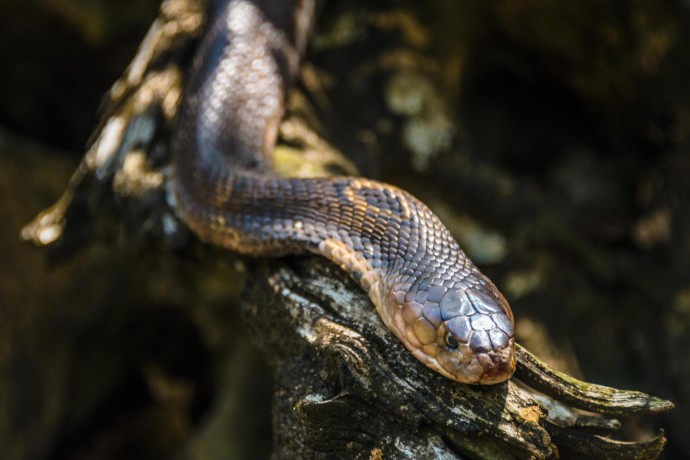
[444,331,459,349]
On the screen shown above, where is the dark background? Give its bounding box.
[1,0,689,458]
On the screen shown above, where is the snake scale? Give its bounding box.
[171,0,516,384]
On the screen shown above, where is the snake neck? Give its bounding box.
[172,0,316,189]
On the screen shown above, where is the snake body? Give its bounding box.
[171,0,516,384]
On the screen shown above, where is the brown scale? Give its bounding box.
[171,0,516,384]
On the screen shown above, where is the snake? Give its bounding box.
[170,0,516,384]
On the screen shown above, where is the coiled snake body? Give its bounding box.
[171,0,516,384]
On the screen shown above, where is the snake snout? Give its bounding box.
[473,336,516,384]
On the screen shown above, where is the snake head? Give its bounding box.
[436,287,515,384]
[403,282,516,385]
